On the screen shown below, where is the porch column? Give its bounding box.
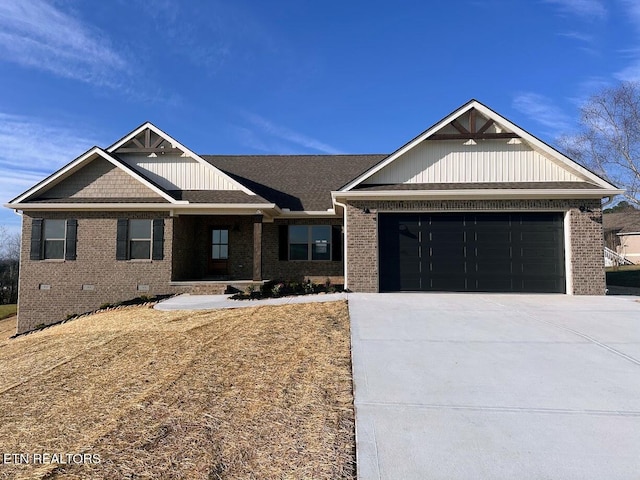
[252,214,263,281]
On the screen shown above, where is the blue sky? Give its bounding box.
[0,0,637,232]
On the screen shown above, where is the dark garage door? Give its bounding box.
[379,212,565,293]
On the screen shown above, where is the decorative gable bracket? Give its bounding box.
[114,128,183,154]
[429,108,519,141]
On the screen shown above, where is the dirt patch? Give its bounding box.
[0,316,16,341]
[0,302,355,479]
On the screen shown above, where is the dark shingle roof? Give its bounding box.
[603,211,640,234]
[168,190,270,204]
[353,182,602,191]
[202,155,386,211]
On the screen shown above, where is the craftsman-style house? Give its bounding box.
[6,100,621,333]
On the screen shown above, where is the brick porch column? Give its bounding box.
[253,214,263,281]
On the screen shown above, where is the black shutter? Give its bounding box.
[30,218,43,260]
[116,219,128,260]
[65,219,78,260]
[152,219,164,260]
[278,225,289,261]
[332,225,342,261]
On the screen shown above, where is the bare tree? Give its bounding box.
[0,226,20,304]
[559,81,640,206]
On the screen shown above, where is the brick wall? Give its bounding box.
[17,211,174,334]
[262,218,344,283]
[345,199,605,295]
[39,158,162,199]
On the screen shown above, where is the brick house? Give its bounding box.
[5,100,621,333]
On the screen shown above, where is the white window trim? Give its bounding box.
[43,219,66,260]
[129,219,153,260]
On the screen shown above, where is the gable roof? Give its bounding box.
[340,99,620,192]
[9,147,182,205]
[108,122,257,196]
[203,154,385,211]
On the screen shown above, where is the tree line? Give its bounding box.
[0,226,19,305]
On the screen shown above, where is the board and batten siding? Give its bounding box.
[364,139,583,184]
[119,153,241,191]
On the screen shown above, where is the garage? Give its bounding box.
[378,212,565,293]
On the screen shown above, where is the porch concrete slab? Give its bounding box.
[349,293,640,480]
[154,292,347,311]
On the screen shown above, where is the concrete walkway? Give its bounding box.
[349,293,640,480]
[154,292,348,310]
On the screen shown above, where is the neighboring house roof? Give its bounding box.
[203,155,385,211]
[603,211,640,234]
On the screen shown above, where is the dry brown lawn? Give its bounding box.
[0,301,355,479]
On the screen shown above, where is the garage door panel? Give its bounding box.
[379,212,565,293]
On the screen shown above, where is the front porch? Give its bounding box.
[171,214,264,283]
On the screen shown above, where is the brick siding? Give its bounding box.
[345,199,605,295]
[262,218,344,283]
[17,211,174,333]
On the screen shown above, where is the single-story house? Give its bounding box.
[603,211,640,264]
[5,99,622,334]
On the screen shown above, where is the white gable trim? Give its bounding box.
[341,100,619,191]
[107,122,257,196]
[8,147,184,205]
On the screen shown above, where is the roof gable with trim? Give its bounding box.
[9,148,180,205]
[342,100,619,191]
[108,123,257,194]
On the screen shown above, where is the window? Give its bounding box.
[129,219,152,259]
[288,225,331,261]
[211,229,229,259]
[30,218,77,261]
[116,218,164,261]
[43,220,66,259]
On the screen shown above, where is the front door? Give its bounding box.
[208,228,229,277]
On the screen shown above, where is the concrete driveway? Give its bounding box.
[349,293,640,480]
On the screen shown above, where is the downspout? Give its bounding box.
[333,199,349,290]
[601,196,616,208]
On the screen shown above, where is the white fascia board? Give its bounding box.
[341,101,478,191]
[6,202,277,213]
[107,122,258,197]
[617,231,640,236]
[332,188,623,202]
[9,147,181,205]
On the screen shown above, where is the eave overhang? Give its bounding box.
[4,202,278,213]
[332,188,623,203]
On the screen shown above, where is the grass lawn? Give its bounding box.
[0,304,16,320]
[0,302,355,479]
[606,265,640,288]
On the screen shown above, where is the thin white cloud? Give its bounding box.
[558,31,593,43]
[512,93,572,132]
[544,0,607,19]
[0,113,99,206]
[0,0,127,87]
[240,112,342,154]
